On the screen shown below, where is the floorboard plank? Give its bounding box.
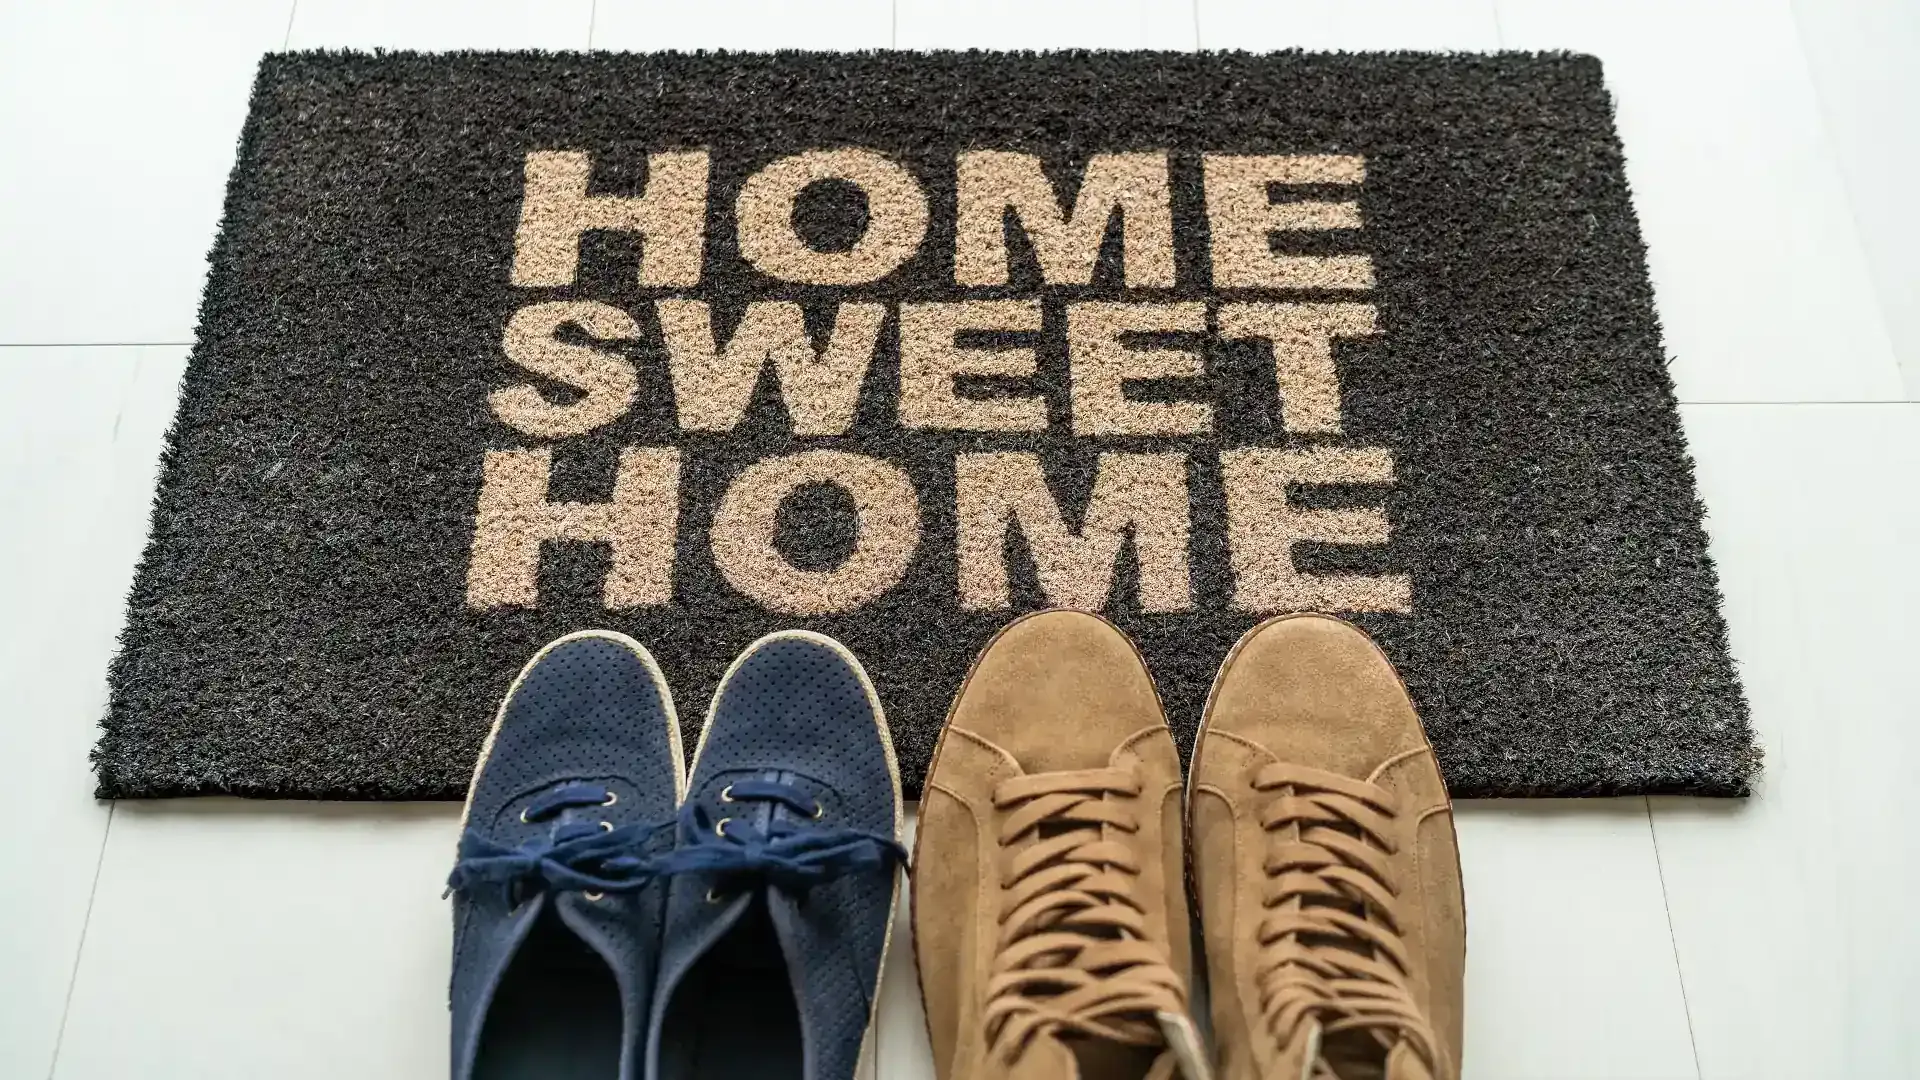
[1654,403,1920,1078]
[1455,802,1699,1080]
[896,0,1197,50]
[0,2,295,345]
[1196,0,1499,50]
[55,802,460,1080]
[592,0,891,50]
[1494,0,1906,404]
[1789,0,1920,399]
[0,348,176,1079]
[287,0,593,50]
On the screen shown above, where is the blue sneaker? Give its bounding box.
[645,631,906,1080]
[446,630,686,1080]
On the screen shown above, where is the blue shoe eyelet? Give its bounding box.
[714,817,732,838]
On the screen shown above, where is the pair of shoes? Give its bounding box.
[915,610,1465,1080]
[447,630,906,1080]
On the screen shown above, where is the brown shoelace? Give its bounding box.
[982,767,1190,1065]
[1250,761,1441,1078]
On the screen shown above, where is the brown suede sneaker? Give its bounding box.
[914,610,1206,1080]
[1188,614,1465,1080]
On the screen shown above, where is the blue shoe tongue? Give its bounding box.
[706,891,787,971]
[762,885,868,1025]
[748,769,799,830]
[546,892,648,1071]
[544,784,621,848]
[715,768,828,838]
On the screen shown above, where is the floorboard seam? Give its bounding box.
[1645,797,1706,1080]
[1682,399,1920,406]
[0,343,192,349]
[46,802,115,1080]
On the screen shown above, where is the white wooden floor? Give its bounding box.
[2,1,1916,1077]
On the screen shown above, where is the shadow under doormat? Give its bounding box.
[95,50,1758,800]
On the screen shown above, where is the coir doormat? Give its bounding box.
[96,50,1757,800]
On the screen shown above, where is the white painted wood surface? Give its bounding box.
[897,0,1196,50]
[0,1,1912,1076]
[1790,0,1920,398]
[287,0,594,50]
[1656,402,1920,1079]
[592,0,894,50]
[0,1,290,346]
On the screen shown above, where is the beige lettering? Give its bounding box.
[489,301,641,439]
[709,451,921,615]
[1219,446,1410,613]
[1067,301,1212,436]
[954,151,1175,288]
[1202,154,1372,290]
[657,300,884,435]
[735,149,928,285]
[1218,302,1377,435]
[511,150,709,288]
[897,300,1047,432]
[466,447,681,609]
[955,451,1192,612]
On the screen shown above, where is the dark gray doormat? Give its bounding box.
[95,50,1757,800]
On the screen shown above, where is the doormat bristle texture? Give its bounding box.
[96,50,1757,800]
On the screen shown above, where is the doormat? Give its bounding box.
[95,50,1757,800]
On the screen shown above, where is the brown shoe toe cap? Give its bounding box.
[949,608,1168,775]
[1202,613,1429,782]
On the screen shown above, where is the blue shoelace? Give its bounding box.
[663,778,907,893]
[446,782,674,898]
[446,778,906,901]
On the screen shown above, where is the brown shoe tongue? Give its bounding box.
[1008,1035,1180,1080]
[1287,1030,1435,1080]
[1383,1039,1437,1080]
[1006,1035,1079,1080]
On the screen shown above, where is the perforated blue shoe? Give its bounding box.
[447,630,686,1080]
[645,630,906,1080]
